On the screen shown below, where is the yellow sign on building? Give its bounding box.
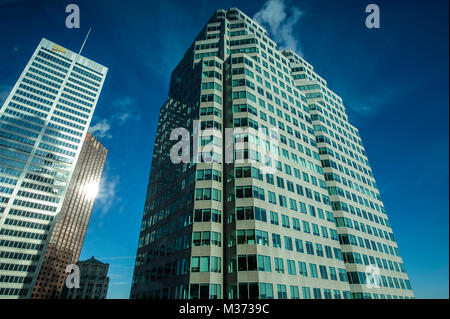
[51,44,67,53]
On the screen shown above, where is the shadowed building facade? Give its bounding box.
[130,8,414,300]
[31,132,107,299]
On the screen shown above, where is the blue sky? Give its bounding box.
[0,0,448,299]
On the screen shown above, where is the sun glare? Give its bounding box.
[82,181,100,200]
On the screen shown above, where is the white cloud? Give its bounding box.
[117,112,131,125]
[254,0,305,56]
[88,96,140,139]
[114,97,134,108]
[88,118,112,139]
[95,173,120,218]
[113,97,140,125]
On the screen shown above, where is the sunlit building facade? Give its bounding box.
[31,133,107,299]
[0,38,108,298]
[130,8,414,299]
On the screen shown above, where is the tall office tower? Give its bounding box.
[31,133,107,299]
[130,8,413,300]
[0,38,108,298]
[60,256,110,299]
[280,49,413,299]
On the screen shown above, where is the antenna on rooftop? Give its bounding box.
[78,27,91,55]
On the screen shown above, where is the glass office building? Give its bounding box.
[130,8,414,299]
[0,38,108,298]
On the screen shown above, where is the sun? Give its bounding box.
[82,181,100,200]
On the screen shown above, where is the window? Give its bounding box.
[284,236,293,251]
[290,286,300,299]
[298,262,307,277]
[270,211,279,225]
[259,283,274,299]
[277,284,287,299]
[292,218,301,231]
[305,241,314,255]
[255,230,269,246]
[257,255,272,272]
[195,188,221,201]
[194,208,222,223]
[289,198,297,211]
[210,284,221,299]
[272,233,281,248]
[210,256,221,272]
[302,286,311,299]
[279,195,287,207]
[200,256,209,272]
[295,239,304,253]
[191,257,200,272]
[316,243,324,257]
[287,259,296,275]
[281,215,290,228]
[319,265,328,279]
[309,263,318,278]
[274,257,284,273]
[313,288,322,299]
[268,191,276,204]
[333,290,341,299]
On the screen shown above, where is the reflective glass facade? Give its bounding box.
[31,133,107,299]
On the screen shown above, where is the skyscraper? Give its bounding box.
[31,132,108,299]
[0,38,108,298]
[130,8,414,299]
